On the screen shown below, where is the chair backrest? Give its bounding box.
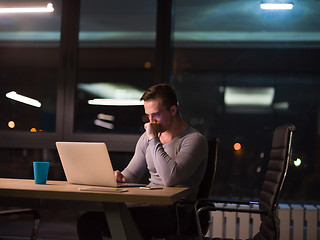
[197,137,219,199]
[255,124,295,240]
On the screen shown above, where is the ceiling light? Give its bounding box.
[0,2,54,13]
[6,91,41,108]
[260,2,293,10]
[224,87,274,106]
[88,99,143,106]
[94,119,114,130]
[78,82,144,100]
[97,113,115,121]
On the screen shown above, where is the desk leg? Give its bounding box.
[103,202,143,240]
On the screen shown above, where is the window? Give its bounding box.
[74,0,157,135]
[173,0,320,200]
[0,0,61,133]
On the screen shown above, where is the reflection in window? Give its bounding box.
[174,0,320,47]
[174,72,320,200]
[79,0,156,47]
[75,82,146,134]
[0,1,61,47]
[173,0,320,200]
[0,1,61,132]
[75,0,157,134]
[0,67,58,132]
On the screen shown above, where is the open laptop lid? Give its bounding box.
[56,141,120,187]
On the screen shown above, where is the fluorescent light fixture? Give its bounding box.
[89,99,144,106]
[94,119,114,130]
[97,113,115,121]
[6,91,41,108]
[260,3,293,10]
[78,82,144,99]
[0,3,54,13]
[273,102,289,110]
[224,87,274,106]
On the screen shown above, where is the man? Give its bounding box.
[77,83,208,239]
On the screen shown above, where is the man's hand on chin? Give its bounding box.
[144,122,162,140]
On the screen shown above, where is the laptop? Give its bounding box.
[55,141,146,188]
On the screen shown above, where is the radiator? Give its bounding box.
[205,203,319,240]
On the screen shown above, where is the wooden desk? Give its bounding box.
[0,178,189,240]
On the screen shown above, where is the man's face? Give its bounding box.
[144,99,174,132]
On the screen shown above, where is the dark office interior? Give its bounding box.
[0,0,320,239]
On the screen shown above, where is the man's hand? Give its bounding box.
[114,170,126,183]
[144,122,162,140]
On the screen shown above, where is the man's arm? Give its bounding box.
[120,133,148,183]
[149,132,208,186]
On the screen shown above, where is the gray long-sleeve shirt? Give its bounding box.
[122,127,208,201]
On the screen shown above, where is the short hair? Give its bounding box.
[140,83,178,110]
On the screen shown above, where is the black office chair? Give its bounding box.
[174,137,219,238]
[198,138,219,200]
[194,124,295,240]
[0,208,40,240]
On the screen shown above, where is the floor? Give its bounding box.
[0,209,79,240]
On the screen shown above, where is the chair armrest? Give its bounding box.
[195,198,268,216]
[196,198,259,206]
[198,206,267,214]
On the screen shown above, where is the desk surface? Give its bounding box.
[0,178,189,205]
